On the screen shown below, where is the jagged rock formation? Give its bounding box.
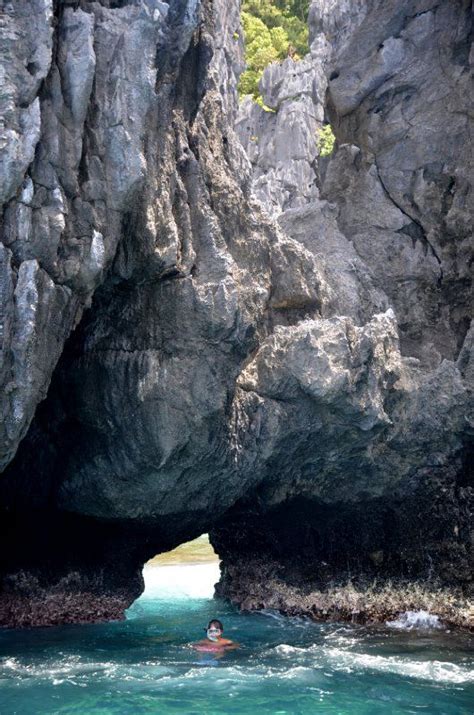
[214,0,473,623]
[0,0,325,626]
[237,0,473,365]
[236,55,322,215]
[0,0,472,627]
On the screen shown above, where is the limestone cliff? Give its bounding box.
[0,0,472,627]
[0,0,326,625]
[215,0,473,625]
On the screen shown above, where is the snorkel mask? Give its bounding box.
[206,627,221,642]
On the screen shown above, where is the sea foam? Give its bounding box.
[386,610,443,630]
[325,648,474,684]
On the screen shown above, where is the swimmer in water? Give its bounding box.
[192,619,239,653]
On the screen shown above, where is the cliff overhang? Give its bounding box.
[0,0,472,628]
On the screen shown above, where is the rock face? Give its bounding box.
[0,0,472,627]
[321,0,473,369]
[236,55,322,216]
[0,0,324,625]
[215,0,473,623]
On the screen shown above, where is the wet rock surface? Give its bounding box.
[0,0,473,626]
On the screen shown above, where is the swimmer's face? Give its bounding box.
[206,626,222,642]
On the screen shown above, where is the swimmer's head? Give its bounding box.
[205,619,223,642]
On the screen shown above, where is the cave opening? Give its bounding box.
[135,534,221,606]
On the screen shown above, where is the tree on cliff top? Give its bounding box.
[239,0,310,101]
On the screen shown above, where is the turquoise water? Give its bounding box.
[1,562,473,714]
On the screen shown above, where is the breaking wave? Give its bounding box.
[386,610,443,630]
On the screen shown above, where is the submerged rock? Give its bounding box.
[0,0,472,626]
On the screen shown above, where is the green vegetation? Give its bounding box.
[239,0,311,101]
[317,124,336,156]
[239,2,337,155]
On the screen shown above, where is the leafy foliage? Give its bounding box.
[239,0,310,101]
[317,124,336,156]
